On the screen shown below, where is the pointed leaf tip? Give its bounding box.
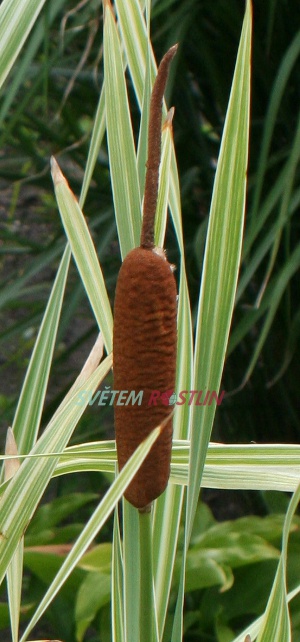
[4,427,20,480]
[50,156,66,186]
[246,0,253,22]
[103,0,113,12]
[81,333,104,378]
[163,107,175,131]
[5,427,18,457]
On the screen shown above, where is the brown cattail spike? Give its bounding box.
[141,44,178,249]
[113,45,178,510]
[113,248,177,509]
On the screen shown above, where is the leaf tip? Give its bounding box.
[246,0,253,23]
[163,107,175,131]
[50,156,66,187]
[81,333,105,378]
[103,0,113,13]
[4,427,20,481]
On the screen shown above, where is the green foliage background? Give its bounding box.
[1,0,299,446]
[0,1,299,641]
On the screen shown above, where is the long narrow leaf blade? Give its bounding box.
[172,3,252,640]
[0,350,112,587]
[51,158,113,353]
[5,430,23,642]
[19,424,163,642]
[255,484,300,642]
[103,1,141,257]
[0,0,47,88]
[187,0,252,540]
[79,87,106,208]
[11,246,71,455]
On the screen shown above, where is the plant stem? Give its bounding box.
[139,508,158,642]
[141,44,177,249]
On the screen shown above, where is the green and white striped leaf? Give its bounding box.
[0,0,48,89]
[0,349,112,587]
[79,87,106,208]
[103,1,141,258]
[172,2,252,640]
[4,441,300,497]
[187,0,252,541]
[112,509,124,642]
[19,424,163,642]
[51,158,113,353]
[5,429,23,642]
[10,245,70,456]
[255,484,300,642]
[155,110,174,248]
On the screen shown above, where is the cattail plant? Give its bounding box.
[113,45,178,511]
[4,4,293,642]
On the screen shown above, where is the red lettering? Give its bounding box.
[195,391,204,406]
[188,390,197,406]
[148,390,160,406]
[208,390,225,406]
[176,390,188,406]
[202,391,210,406]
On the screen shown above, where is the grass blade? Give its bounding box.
[250,30,300,229]
[123,501,140,642]
[255,484,300,642]
[238,241,300,385]
[255,108,300,306]
[79,86,106,208]
[0,349,112,587]
[155,110,174,248]
[172,3,252,640]
[139,511,159,642]
[19,424,163,642]
[111,509,124,642]
[103,1,141,258]
[10,246,70,455]
[5,430,23,642]
[0,0,48,89]
[187,0,252,540]
[114,0,150,104]
[51,158,113,353]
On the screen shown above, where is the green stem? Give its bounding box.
[139,508,158,642]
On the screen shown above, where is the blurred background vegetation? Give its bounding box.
[0,0,300,639]
[0,0,299,519]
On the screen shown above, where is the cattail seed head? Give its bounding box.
[113,45,178,510]
[113,248,177,509]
